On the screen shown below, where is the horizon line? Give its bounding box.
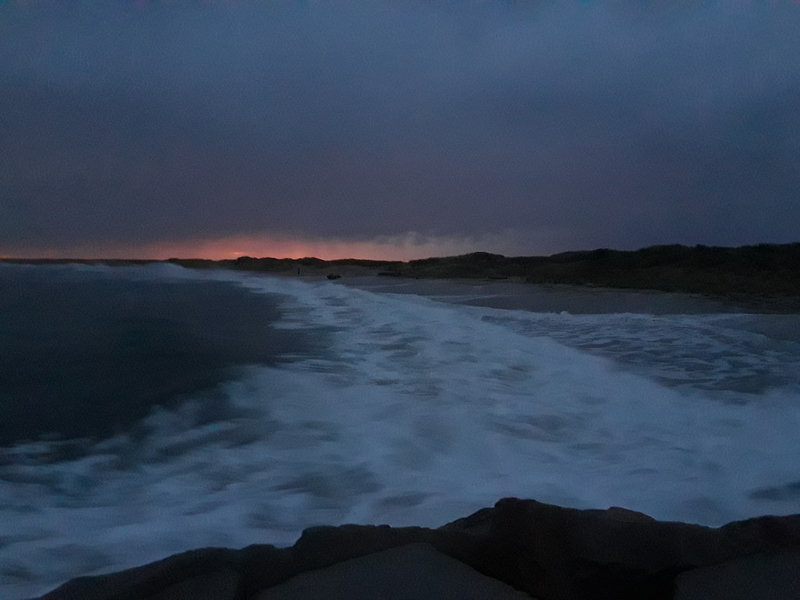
[3,241,799,264]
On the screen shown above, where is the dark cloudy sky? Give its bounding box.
[2,1,799,259]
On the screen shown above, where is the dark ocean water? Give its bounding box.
[0,264,317,447]
[3,264,800,599]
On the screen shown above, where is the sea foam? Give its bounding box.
[2,267,799,598]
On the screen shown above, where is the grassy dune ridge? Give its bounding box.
[5,243,800,299]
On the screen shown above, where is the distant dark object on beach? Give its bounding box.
[326,274,341,280]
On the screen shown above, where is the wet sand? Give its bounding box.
[335,276,762,315]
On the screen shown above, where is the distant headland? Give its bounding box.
[4,242,800,300]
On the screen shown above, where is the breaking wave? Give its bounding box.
[2,265,799,598]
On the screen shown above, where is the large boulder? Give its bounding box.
[38,498,800,600]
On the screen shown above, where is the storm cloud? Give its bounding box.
[2,1,799,258]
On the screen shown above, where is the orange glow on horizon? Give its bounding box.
[1,232,528,262]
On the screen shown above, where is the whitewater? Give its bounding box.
[2,264,800,598]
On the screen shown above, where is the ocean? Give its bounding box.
[2,263,800,598]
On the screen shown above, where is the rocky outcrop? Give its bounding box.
[39,498,800,600]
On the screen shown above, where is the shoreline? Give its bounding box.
[4,261,800,315]
[4,242,800,312]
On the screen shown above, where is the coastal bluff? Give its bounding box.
[38,498,800,600]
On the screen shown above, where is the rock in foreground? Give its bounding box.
[39,498,800,600]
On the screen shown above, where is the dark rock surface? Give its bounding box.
[674,551,800,600]
[38,498,800,600]
[255,543,530,600]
